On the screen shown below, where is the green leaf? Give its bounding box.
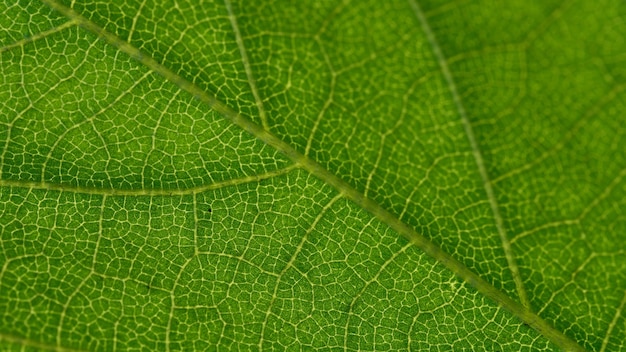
[1,0,625,350]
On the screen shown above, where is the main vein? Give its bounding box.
[38,1,584,351]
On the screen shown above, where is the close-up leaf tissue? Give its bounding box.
[1,1,625,351]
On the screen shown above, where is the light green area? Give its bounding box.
[1,0,625,351]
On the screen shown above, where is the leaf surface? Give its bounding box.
[1,0,625,351]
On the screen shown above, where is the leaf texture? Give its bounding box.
[1,0,625,351]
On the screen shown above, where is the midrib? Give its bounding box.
[24,1,585,351]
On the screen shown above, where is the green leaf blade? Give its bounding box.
[1,0,625,351]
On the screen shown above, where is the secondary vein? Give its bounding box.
[36,1,586,350]
[0,165,297,196]
[224,0,269,130]
[407,0,531,310]
[0,19,78,54]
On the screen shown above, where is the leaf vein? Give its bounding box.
[408,0,530,310]
[224,0,269,130]
[0,165,297,196]
[259,193,344,349]
[0,19,77,54]
[36,1,586,350]
[600,289,626,352]
[0,332,86,352]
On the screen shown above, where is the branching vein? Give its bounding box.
[0,165,297,196]
[224,0,269,130]
[32,1,587,351]
[601,290,626,352]
[407,0,530,310]
[0,19,77,54]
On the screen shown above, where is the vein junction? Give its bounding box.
[7,1,587,351]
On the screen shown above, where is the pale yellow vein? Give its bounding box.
[165,256,194,352]
[258,193,344,349]
[34,1,587,350]
[224,0,269,130]
[408,0,530,310]
[39,70,153,183]
[600,289,626,352]
[0,19,77,54]
[127,0,147,42]
[56,195,106,347]
[0,333,86,352]
[0,165,297,196]
[343,241,412,351]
